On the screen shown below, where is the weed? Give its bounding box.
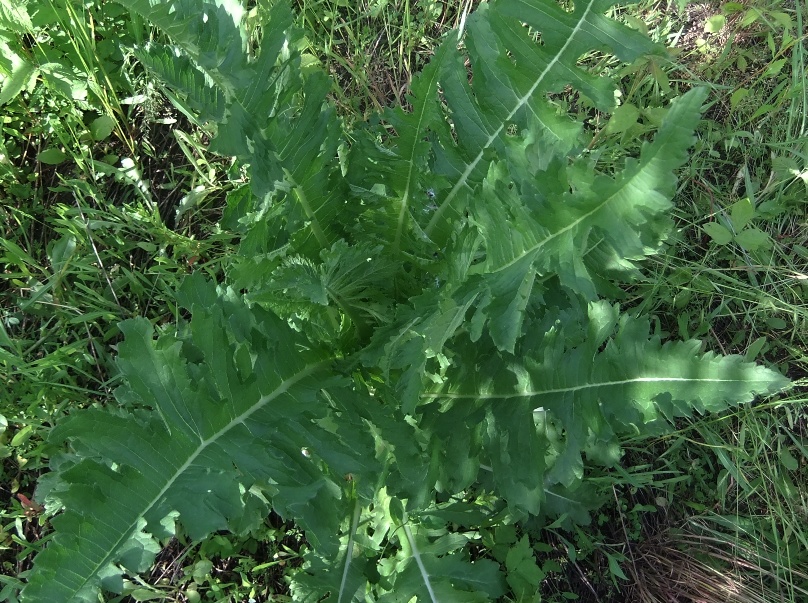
[1,0,806,601]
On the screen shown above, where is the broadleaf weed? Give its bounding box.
[1,0,805,601]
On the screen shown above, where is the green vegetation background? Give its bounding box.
[1,0,806,601]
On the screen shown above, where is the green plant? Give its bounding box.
[18,0,791,601]
[0,0,144,154]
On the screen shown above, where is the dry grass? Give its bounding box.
[626,519,808,603]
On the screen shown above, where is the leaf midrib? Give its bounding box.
[393,57,445,257]
[424,375,772,401]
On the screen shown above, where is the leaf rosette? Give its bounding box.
[20,0,790,601]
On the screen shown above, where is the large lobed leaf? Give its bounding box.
[21,276,382,601]
[422,301,790,513]
[120,0,348,251]
[466,87,708,352]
